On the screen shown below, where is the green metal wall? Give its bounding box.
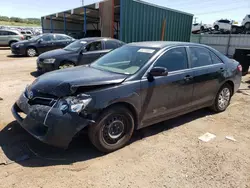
[120,0,193,43]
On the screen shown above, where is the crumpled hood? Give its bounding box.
[30,66,127,97]
[38,49,75,59]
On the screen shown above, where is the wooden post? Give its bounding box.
[161,18,166,41]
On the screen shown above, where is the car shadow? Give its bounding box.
[30,71,42,78]
[0,109,212,167]
[7,54,27,58]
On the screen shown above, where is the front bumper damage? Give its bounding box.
[12,93,94,148]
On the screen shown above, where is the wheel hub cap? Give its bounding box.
[28,49,36,56]
[108,120,124,139]
[218,88,230,109]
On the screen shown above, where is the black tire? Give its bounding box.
[210,83,232,112]
[200,26,205,31]
[214,25,219,31]
[245,22,250,30]
[9,41,17,47]
[26,47,37,57]
[88,105,135,153]
[58,61,75,69]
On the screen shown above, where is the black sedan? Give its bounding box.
[11,33,74,57]
[36,37,125,72]
[12,42,242,153]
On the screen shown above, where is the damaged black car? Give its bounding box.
[12,42,242,153]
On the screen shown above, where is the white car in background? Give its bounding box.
[213,19,232,31]
[242,14,250,30]
[192,23,207,32]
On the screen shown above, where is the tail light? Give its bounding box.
[237,64,242,72]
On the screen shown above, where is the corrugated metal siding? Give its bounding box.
[120,0,193,43]
[190,34,250,56]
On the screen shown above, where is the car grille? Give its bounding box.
[28,97,57,106]
[25,88,58,106]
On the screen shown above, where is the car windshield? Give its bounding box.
[90,45,159,75]
[29,35,42,41]
[64,40,86,51]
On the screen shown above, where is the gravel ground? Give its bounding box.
[0,49,249,188]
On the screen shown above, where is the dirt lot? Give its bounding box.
[0,48,249,188]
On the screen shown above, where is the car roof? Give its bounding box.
[0,29,20,34]
[127,41,208,49]
[79,37,118,42]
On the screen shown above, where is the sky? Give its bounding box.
[0,0,249,25]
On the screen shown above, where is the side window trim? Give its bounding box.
[142,46,190,78]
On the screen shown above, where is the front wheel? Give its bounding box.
[214,25,219,31]
[88,105,135,153]
[210,83,232,112]
[26,47,37,57]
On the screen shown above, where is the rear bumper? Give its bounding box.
[12,93,94,148]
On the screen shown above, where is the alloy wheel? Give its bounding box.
[27,48,36,57]
[218,88,230,110]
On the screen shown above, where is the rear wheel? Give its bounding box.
[59,62,75,69]
[210,83,232,112]
[88,105,134,153]
[26,47,37,57]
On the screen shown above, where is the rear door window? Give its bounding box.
[8,31,18,35]
[189,47,213,68]
[105,40,121,49]
[153,47,188,72]
[55,35,71,41]
[210,52,223,64]
[42,35,55,42]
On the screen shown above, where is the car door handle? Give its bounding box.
[184,75,193,81]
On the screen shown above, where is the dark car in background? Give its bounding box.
[36,37,125,72]
[11,33,74,57]
[12,42,242,153]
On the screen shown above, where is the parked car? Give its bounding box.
[0,29,25,47]
[242,14,250,30]
[12,42,242,153]
[37,37,125,72]
[192,23,207,33]
[10,33,74,57]
[20,30,33,40]
[213,19,232,31]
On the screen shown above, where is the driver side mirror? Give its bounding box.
[81,47,87,54]
[147,67,168,82]
[38,39,43,43]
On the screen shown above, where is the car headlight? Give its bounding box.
[15,44,24,48]
[43,58,56,64]
[59,94,92,113]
